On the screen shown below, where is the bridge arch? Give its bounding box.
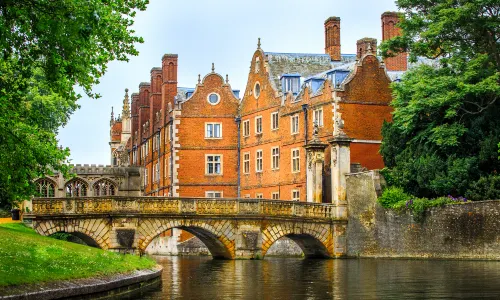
[137,218,235,259]
[33,218,110,250]
[262,223,333,259]
[49,231,102,248]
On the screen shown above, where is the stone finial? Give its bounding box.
[257,37,261,49]
[198,74,201,84]
[211,63,215,73]
[226,74,229,84]
[110,106,114,126]
[122,88,130,118]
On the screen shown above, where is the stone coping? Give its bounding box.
[0,265,162,300]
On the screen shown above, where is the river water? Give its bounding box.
[126,256,500,299]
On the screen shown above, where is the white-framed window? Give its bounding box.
[292,190,300,201]
[291,148,300,173]
[144,168,148,186]
[206,191,223,198]
[313,108,323,127]
[256,193,263,199]
[133,149,137,164]
[205,122,222,139]
[207,93,220,105]
[244,194,251,198]
[271,147,280,170]
[272,192,279,200]
[291,114,299,134]
[243,152,250,174]
[243,120,250,137]
[256,150,263,172]
[271,112,279,130]
[166,124,171,142]
[255,116,262,134]
[152,164,156,182]
[206,154,222,175]
[156,162,160,182]
[167,156,170,178]
[157,133,161,150]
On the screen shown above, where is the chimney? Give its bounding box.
[381,12,407,71]
[161,54,178,124]
[324,17,341,61]
[356,38,377,59]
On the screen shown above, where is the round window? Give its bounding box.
[207,93,220,105]
[254,82,261,99]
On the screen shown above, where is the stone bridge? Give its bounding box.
[28,197,347,259]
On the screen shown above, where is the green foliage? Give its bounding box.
[466,176,500,201]
[378,186,411,209]
[380,0,500,198]
[378,188,467,222]
[50,232,72,241]
[0,223,156,286]
[0,0,148,205]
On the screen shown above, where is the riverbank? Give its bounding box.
[0,222,157,287]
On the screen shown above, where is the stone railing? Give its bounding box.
[31,197,338,220]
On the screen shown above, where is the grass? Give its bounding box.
[0,223,156,286]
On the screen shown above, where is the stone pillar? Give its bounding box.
[329,135,352,219]
[304,139,328,203]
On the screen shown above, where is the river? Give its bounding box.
[124,256,500,299]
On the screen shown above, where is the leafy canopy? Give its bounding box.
[380,0,500,198]
[0,0,148,205]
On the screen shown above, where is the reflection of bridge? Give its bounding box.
[29,197,347,259]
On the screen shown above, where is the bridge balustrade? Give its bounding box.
[31,197,337,220]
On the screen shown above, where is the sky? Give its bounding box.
[57,0,398,165]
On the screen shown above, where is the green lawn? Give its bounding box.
[0,223,156,286]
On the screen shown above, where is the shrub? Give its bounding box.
[378,186,411,208]
[466,175,500,201]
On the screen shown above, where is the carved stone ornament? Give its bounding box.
[332,147,337,167]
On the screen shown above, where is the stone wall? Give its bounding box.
[346,170,500,260]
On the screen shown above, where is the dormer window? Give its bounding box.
[326,70,349,88]
[304,78,325,94]
[280,74,300,95]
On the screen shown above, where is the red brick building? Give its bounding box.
[110,11,407,202]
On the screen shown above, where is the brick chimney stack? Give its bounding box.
[161,54,178,124]
[356,38,377,59]
[381,12,407,71]
[324,17,341,61]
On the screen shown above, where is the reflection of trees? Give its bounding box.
[140,258,500,299]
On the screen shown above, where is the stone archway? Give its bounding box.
[261,222,334,258]
[33,218,111,250]
[136,218,236,259]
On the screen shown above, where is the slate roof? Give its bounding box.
[264,52,358,93]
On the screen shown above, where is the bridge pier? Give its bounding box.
[234,225,263,259]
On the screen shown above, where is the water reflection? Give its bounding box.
[125,257,500,299]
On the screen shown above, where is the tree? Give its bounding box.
[380,0,500,198]
[0,0,148,206]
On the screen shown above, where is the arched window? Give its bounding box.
[93,179,117,196]
[35,179,56,197]
[65,179,88,197]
